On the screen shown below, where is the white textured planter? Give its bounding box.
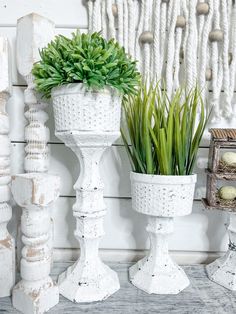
[11,173,60,314]
[129,172,197,294]
[206,212,236,290]
[52,83,121,303]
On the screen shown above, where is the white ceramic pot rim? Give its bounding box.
[130,171,197,184]
[51,83,121,97]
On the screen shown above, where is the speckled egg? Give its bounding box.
[219,186,236,200]
[221,152,236,167]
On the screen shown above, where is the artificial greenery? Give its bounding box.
[32,31,140,98]
[121,81,210,176]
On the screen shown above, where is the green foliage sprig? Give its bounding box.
[32,31,140,98]
[122,81,210,176]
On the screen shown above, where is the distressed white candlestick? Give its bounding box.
[16,13,55,268]
[129,172,197,294]
[52,84,121,303]
[207,212,236,290]
[11,173,60,314]
[0,36,15,297]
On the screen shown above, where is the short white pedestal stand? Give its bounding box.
[130,217,189,294]
[56,132,120,303]
[52,83,121,303]
[206,212,236,290]
[11,174,60,314]
[129,172,197,294]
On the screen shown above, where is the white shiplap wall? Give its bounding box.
[1,0,234,264]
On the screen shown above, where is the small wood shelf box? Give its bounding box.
[202,128,236,211]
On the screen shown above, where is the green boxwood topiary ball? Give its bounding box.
[32,31,140,99]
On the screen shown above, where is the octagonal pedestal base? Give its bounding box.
[129,256,190,295]
[206,250,236,291]
[206,213,236,291]
[12,278,59,314]
[58,260,120,303]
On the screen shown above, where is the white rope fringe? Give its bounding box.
[88,0,236,121]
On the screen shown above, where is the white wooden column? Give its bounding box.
[0,36,15,297]
[11,173,60,314]
[16,13,54,173]
[207,213,236,290]
[16,13,55,266]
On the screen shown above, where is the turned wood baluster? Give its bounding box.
[11,173,60,314]
[16,13,55,266]
[0,36,15,297]
[16,13,55,173]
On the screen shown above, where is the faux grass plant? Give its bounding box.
[32,31,140,98]
[122,81,210,176]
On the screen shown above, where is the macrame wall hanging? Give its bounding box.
[87,0,236,122]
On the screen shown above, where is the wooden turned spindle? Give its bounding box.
[176,16,186,28]
[139,31,154,44]
[196,2,210,15]
[16,13,55,173]
[209,29,224,42]
[0,36,15,298]
[11,173,60,314]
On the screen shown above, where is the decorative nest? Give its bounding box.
[215,190,236,209]
[218,160,236,173]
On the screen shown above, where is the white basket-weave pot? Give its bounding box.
[129,172,197,294]
[52,83,121,303]
[53,83,121,133]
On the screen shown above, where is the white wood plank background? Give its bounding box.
[1,1,235,262]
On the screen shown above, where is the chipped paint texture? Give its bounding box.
[0,36,15,298]
[16,13,55,270]
[52,84,121,303]
[207,213,236,290]
[129,172,197,294]
[11,173,60,314]
[16,13,55,173]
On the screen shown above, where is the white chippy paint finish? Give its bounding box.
[16,13,55,270]
[129,172,197,294]
[0,36,15,298]
[16,13,54,173]
[52,84,121,303]
[206,212,236,291]
[0,0,235,263]
[11,173,60,314]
